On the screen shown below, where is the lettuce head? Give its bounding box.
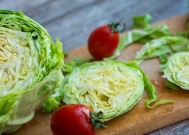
[0,10,64,134]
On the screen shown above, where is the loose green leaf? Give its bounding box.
[146,99,175,109]
[126,62,175,108]
[62,57,93,73]
[132,14,153,28]
[108,25,171,60]
[159,54,169,64]
[135,36,189,62]
[137,35,154,44]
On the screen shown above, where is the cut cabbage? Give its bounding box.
[63,61,144,121]
[0,10,64,134]
[63,60,174,121]
[163,52,189,90]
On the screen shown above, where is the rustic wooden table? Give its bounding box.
[0,0,188,134]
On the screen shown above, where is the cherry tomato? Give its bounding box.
[50,104,94,135]
[88,21,125,60]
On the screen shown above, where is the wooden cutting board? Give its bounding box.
[12,14,189,135]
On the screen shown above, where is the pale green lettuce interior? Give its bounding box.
[63,61,144,121]
[163,52,189,90]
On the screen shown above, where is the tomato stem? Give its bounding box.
[90,111,106,129]
[108,21,126,33]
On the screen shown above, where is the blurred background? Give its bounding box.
[0,0,187,51]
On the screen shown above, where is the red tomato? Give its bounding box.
[88,22,125,60]
[50,104,94,135]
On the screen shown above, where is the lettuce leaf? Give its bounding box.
[108,25,171,60]
[132,14,153,28]
[63,60,174,121]
[135,36,189,62]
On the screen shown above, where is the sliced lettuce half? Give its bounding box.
[0,10,64,134]
[163,52,189,90]
[63,60,174,121]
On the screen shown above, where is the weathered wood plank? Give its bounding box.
[148,119,189,135]
[0,0,50,12]
[42,0,187,50]
[25,0,102,25]
[0,0,187,50]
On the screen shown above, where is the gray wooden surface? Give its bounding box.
[0,0,188,134]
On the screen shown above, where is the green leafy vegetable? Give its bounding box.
[165,81,180,91]
[159,54,169,64]
[126,62,175,108]
[108,25,171,60]
[0,10,64,134]
[134,29,189,91]
[62,60,174,121]
[132,14,153,28]
[187,18,189,38]
[163,52,189,90]
[159,54,169,71]
[62,57,93,73]
[135,36,189,63]
[63,50,68,57]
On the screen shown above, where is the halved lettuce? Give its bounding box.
[0,10,64,134]
[62,60,174,121]
[163,52,189,90]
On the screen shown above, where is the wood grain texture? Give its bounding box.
[43,0,188,50]
[11,14,189,135]
[0,0,187,50]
